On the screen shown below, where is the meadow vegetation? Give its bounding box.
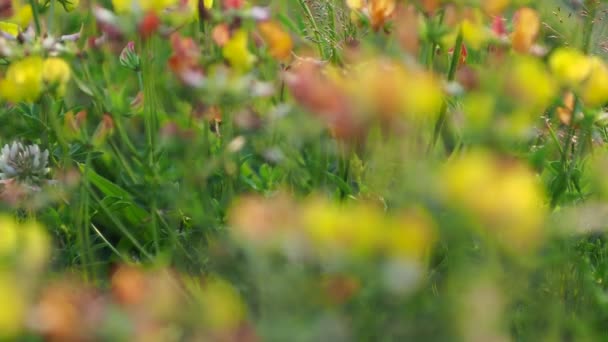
[1,0,608,340]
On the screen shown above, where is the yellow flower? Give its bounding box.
[581,57,608,107]
[139,0,179,12]
[0,22,19,37]
[222,29,257,73]
[111,0,131,13]
[549,47,592,86]
[198,277,246,330]
[10,1,32,28]
[460,11,489,50]
[347,59,442,121]
[112,0,181,13]
[0,56,44,103]
[302,199,384,259]
[0,275,25,338]
[508,56,556,110]
[385,210,436,261]
[42,57,71,96]
[346,0,364,10]
[0,1,33,35]
[482,0,510,15]
[442,150,546,252]
[0,215,50,271]
[204,0,213,9]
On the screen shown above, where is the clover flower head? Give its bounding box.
[0,142,50,187]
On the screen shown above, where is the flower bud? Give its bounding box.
[42,57,71,97]
[119,41,140,71]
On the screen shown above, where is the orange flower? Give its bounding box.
[285,60,362,141]
[370,0,396,31]
[168,33,204,87]
[511,7,539,53]
[257,21,293,61]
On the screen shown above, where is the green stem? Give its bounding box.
[48,98,70,168]
[430,30,463,153]
[582,0,599,54]
[90,189,154,260]
[28,0,41,36]
[296,0,326,59]
[141,37,160,254]
[91,223,128,262]
[77,152,94,282]
[48,0,56,35]
[142,39,157,167]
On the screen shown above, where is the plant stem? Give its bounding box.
[48,0,56,35]
[28,0,41,36]
[141,37,160,255]
[296,0,326,59]
[582,0,599,54]
[430,30,462,154]
[78,152,94,282]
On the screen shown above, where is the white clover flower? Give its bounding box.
[0,142,50,187]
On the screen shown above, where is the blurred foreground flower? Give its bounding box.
[0,56,43,103]
[511,7,540,53]
[223,29,257,73]
[0,0,32,30]
[441,150,546,253]
[168,33,204,87]
[42,57,71,97]
[0,56,71,102]
[257,20,293,61]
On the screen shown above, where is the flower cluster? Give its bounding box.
[0,142,50,187]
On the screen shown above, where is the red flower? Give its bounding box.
[138,11,161,39]
[168,33,205,87]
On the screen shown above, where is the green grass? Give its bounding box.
[2,0,608,340]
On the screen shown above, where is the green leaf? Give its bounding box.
[80,164,134,200]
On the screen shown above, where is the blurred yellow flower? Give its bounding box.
[0,275,25,338]
[442,150,546,252]
[112,0,179,13]
[549,48,592,86]
[303,199,384,259]
[0,216,50,271]
[482,0,510,15]
[385,211,436,261]
[0,22,19,36]
[0,56,44,103]
[10,1,32,28]
[198,277,246,330]
[42,57,71,97]
[461,13,489,50]
[0,216,19,256]
[581,57,608,108]
[140,0,179,12]
[20,221,51,272]
[404,69,443,118]
[346,0,364,10]
[223,29,257,73]
[111,0,130,13]
[462,91,495,130]
[508,56,556,110]
[346,59,443,121]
